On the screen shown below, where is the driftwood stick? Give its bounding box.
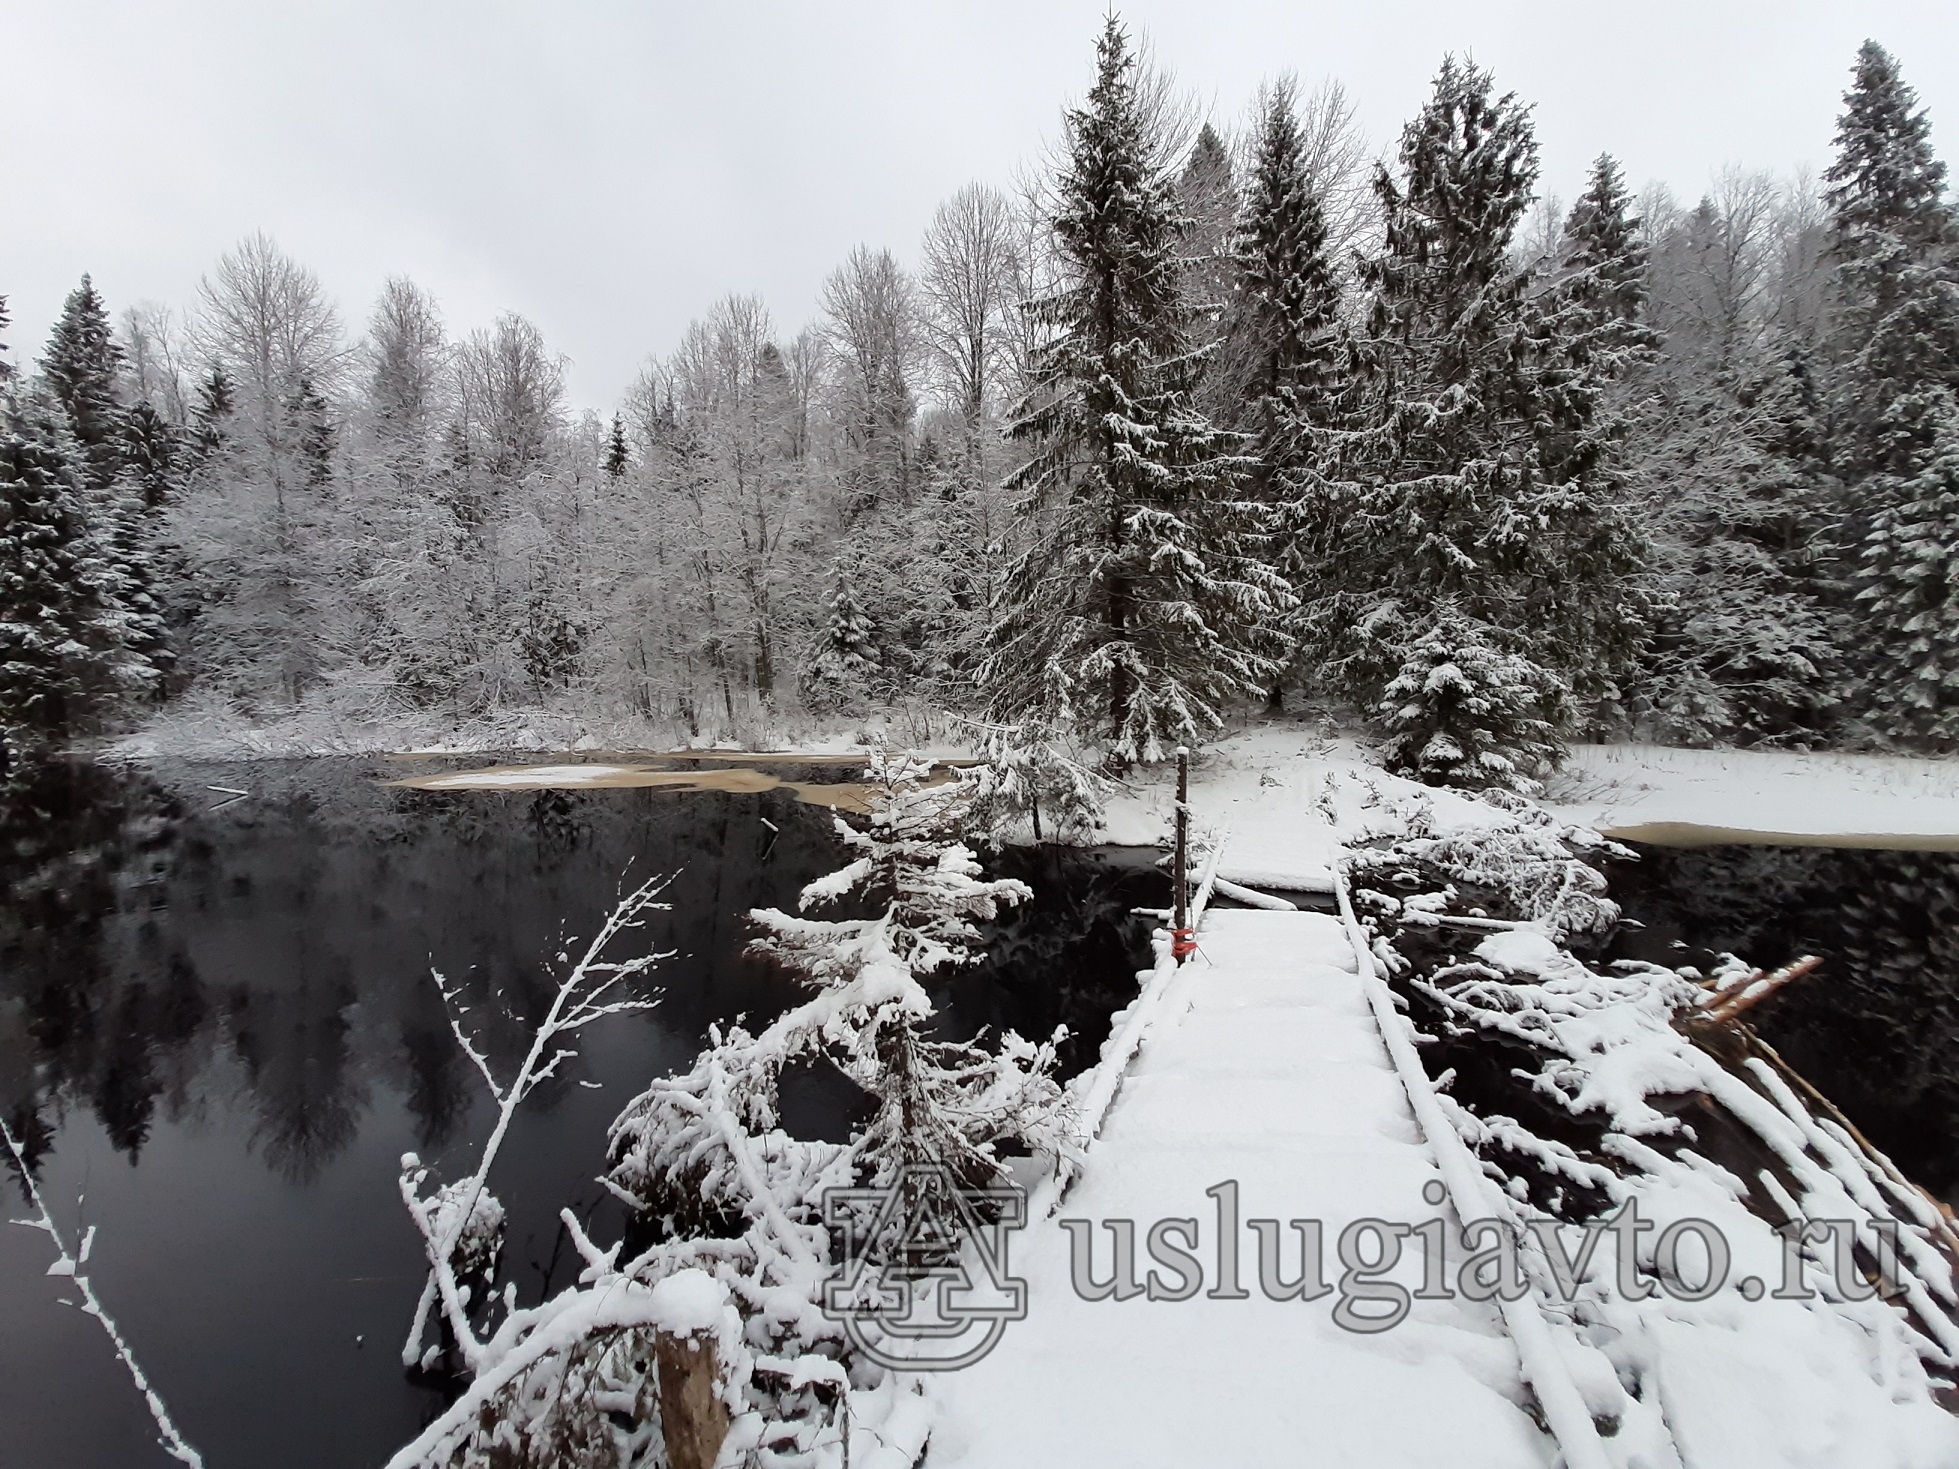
[1698,955,1823,1024]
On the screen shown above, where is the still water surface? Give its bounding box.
[0,757,1157,1469]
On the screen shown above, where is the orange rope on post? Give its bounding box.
[1171,927,1197,960]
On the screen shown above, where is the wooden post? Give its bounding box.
[655,1329,730,1469]
[1173,747,1190,963]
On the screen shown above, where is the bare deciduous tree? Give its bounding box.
[1295,78,1375,264]
[456,312,565,479]
[195,231,344,418]
[122,302,190,422]
[366,277,451,444]
[920,183,1022,423]
[820,245,918,511]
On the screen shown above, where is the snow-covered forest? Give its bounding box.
[5,26,1958,787]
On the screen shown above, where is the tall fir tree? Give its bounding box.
[36,280,170,703]
[1313,57,1646,788]
[1179,121,1239,351]
[122,400,182,509]
[1825,40,1956,486]
[0,392,132,752]
[1545,155,1659,455]
[285,375,336,488]
[1823,42,1959,744]
[603,411,629,478]
[0,294,13,387]
[803,562,879,712]
[984,19,1286,768]
[39,275,129,491]
[193,367,234,460]
[1223,76,1352,700]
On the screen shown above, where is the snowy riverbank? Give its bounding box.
[107,707,1959,849]
[1545,743,1959,848]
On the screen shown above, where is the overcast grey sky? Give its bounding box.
[5,1,1956,410]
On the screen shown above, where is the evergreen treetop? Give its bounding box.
[603,412,629,478]
[986,17,1286,767]
[1825,41,1950,252]
[40,275,129,491]
[1229,75,1347,452]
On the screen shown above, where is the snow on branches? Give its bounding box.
[401,754,1066,1468]
[398,871,671,1374]
[744,749,1068,1189]
[958,716,1112,844]
[1349,813,1959,1458]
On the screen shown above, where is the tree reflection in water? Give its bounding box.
[0,754,1162,1469]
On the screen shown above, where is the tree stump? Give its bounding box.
[655,1328,730,1469]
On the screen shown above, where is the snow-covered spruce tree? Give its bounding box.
[1312,57,1646,788]
[603,410,629,478]
[747,751,1066,1192]
[1538,155,1659,484]
[1222,75,1354,702]
[0,392,131,754]
[1855,412,1959,745]
[0,294,13,387]
[39,276,130,492]
[1378,604,1566,791]
[1633,340,1842,743]
[38,279,171,702]
[122,401,182,510]
[1820,42,1959,744]
[984,19,1286,770]
[190,366,232,461]
[1178,121,1240,357]
[801,562,879,713]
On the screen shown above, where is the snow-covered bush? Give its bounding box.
[959,717,1111,844]
[743,749,1069,1190]
[1378,608,1568,793]
[1357,787,1627,941]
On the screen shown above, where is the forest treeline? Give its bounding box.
[4,23,1957,788]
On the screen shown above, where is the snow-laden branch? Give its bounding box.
[2,1115,204,1469]
[400,870,674,1372]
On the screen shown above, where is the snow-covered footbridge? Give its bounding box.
[932,901,1580,1468]
[927,741,1959,1469]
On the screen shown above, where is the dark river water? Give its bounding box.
[1609,841,1959,1205]
[0,756,1160,1469]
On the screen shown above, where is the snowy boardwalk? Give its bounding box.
[932,909,1549,1468]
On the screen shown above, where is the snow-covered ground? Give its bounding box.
[1098,727,1959,855]
[1545,743,1959,848]
[1102,726,1512,887]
